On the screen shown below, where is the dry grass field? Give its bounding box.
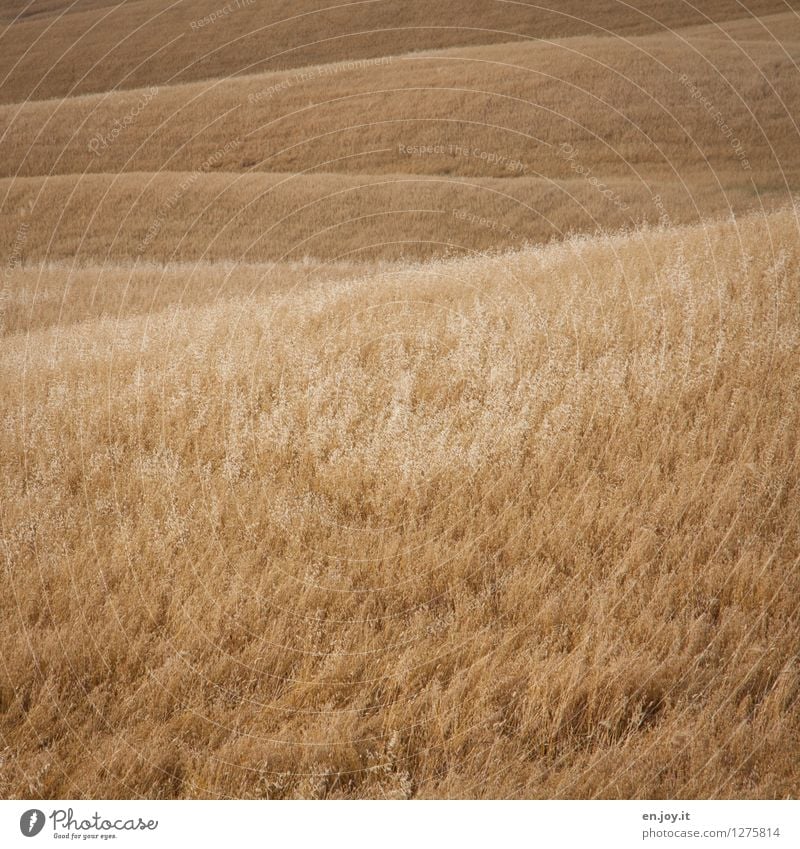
[0,0,790,103]
[1,1,799,800]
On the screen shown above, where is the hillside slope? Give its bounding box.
[2,208,799,798]
[3,18,799,180]
[3,10,797,268]
[0,0,790,103]
[2,169,792,265]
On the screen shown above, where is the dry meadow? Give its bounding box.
[1,1,799,799]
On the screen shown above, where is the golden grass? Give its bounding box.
[3,12,797,267]
[2,1,799,802]
[1,0,789,103]
[2,206,799,798]
[3,18,799,181]
[0,258,364,335]
[1,169,793,265]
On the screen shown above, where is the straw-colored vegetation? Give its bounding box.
[1,0,799,799]
[3,207,800,797]
[4,169,795,265]
[3,13,800,181]
[0,0,789,103]
[2,11,799,264]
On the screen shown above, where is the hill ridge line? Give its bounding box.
[4,9,796,110]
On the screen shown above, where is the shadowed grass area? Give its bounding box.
[0,0,789,102]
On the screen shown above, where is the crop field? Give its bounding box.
[1,1,799,799]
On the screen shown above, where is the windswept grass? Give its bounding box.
[1,0,799,802]
[2,207,799,798]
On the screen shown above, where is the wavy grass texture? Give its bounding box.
[3,170,793,266]
[0,0,788,103]
[3,15,799,180]
[2,207,799,798]
[1,0,799,801]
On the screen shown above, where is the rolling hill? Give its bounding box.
[1,0,798,800]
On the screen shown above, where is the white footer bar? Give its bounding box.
[2,800,797,848]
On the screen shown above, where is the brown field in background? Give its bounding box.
[2,10,799,264]
[1,0,799,799]
[0,0,790,103]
